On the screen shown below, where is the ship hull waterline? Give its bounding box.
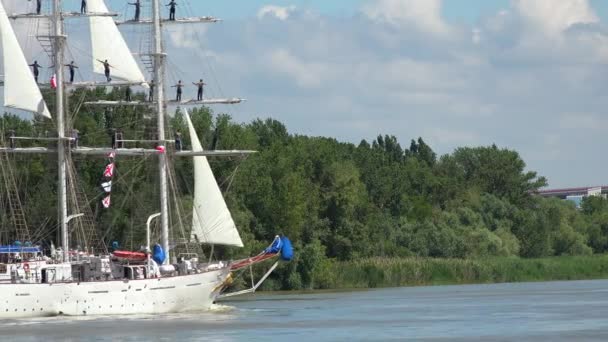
[0,268,230,318]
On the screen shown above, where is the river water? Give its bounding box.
[2,279,608,341]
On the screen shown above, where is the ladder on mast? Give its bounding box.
[35,1,55,62]
[67,158,106,254]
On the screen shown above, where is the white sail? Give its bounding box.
[88,0,147,86]
[0,2,51,118]
[185,110,243,247]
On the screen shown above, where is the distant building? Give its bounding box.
[537,186,607,209]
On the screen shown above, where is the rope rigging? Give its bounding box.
[2,0,251,255]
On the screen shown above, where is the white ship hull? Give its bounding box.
[0,268,230,318]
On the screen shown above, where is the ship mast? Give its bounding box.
[52,0,69,262]
[152,0,170,263]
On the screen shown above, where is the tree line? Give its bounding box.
[1,88,608,290]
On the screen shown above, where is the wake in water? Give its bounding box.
[0,304,239,329]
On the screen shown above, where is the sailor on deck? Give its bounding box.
[35,0,41,15]
[166,0,177,21]
[64,61,78,83]
[172,80,183,102]
[129,0,141,21]
[81,0,87,14]
[193,79,206,101]
[29,60,42,83]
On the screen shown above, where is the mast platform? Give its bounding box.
[171,98,246,105]
[83,100,152,107]
[84,98,245,107]
[115,17,220,25]
[61,11,119,18]
[9,12,118,19]
[38,81,149,89]
[68,81,149,88]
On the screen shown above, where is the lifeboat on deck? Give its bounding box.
[112,250,147,262]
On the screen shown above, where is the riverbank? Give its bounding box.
[309,255,608,289]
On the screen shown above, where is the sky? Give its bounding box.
[3,0,608,188]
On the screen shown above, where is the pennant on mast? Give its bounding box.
[102,195,111,209]
[103,163,115,178]
[101,181,112,193]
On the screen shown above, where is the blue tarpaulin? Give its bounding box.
[0,245,41,254]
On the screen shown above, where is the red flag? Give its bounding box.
[103,163,115,178]
[50,74,57,89]
[155,146,166,153]
[102,195,111,209]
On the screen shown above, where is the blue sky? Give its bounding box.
[5,0,608,188]
[172,0,608,188]
[188,0,608,24]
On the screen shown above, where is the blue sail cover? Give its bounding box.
[0,245,41,254]
[264,236,283,254]
[279,236,293,261]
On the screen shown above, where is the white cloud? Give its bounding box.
[362,0,451,36]
[257,5,297,21]
[267,48,329,88]
[159,1,608,187]
[513,0,598,36]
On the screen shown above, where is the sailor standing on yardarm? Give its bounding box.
[193,79,206,101]
[172,80,183,101]
[166,0,177,21]
[97,59,113,82]
[129,0,141,21]
[64,61,79,83]
[149,79,155,101]
[29,60,42,83]
[125,87,132,102]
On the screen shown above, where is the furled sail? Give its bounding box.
[88,0,147,86]
[185,110,243,247]
[0,2,51,118]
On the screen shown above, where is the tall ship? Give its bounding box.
[0,0,290,318]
